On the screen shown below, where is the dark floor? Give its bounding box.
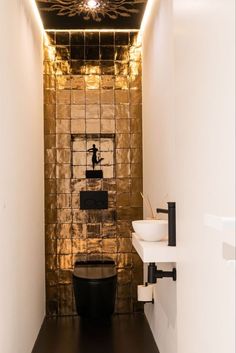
[32,314,159,353]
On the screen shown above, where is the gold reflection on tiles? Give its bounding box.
[44,31,143,316]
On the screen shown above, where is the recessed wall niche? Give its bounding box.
[44,31,143,316]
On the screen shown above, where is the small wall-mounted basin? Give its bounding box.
[132,219,168,242]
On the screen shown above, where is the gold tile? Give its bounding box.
[58,255,72,270]
[58,270,72,285]
[86,105,100,119]
[45,209,57,224]
[73,165,86,179]
[86,90,100,104]
[45,163,56,179]
[87,238,102,254]
[44,104,56,120]
[117,193,130,207]
[101,119,115,133]
[71,90,85,104]
[45,149,56,164]
[116,119,130,133]
[45,119,56,134]
[117,179,131,193]
[57,149,71,164]
[130,104,142,119]
[57,209,72,223]
[102,238,117,253]
[71,105,85,119]
[117,253,132,268]
[130,149,142,164]
[129,61,141,76]
[103,166,114,178]
[46,255,58,270]
[130,133,142,148]
[117,268,132,285]
[72,239,87,254]
[73,209,88,223]
[115,63,129,76]
[131,178,142,193]
[72,223,87,239]
[57,179,71,193]
[71,119,85,133]
[58,223,72,238]
[130,119,142,133]
[130,90,142,104]
[115,104,129,119]
[101,90,114,104]
[56,75,71,90]
[56,164,71,179]
[71,75,85,90]
[71,179,86,193]
[44,61,55,75]
[45,179,57,194]
[115,90,129,104]
[56,119,70,133]
[56,134,71,148]
[101,75,114,90]
[116,149,130,164]
[44,75,56,89]
[45,135,56,149]
[130,190,143,207]
[73,151,86,165]
[86,119,100,133]
[130,164,142,178]
[56,90,71,104]
[100,151,114,165]
[46,224,57,239]
[117,218,132,237]
[100,139,114,152]
[118,238,132,253]
[46,194,57,210]
[85,75,100,89]
[129,75,141,90]
[71,194,80,208]
[84,61,101,75]
[102,222,116,238]
[45,90,56,105]
[56,104,71,119]
[86,179,102,191]
[56,60,71,75]
[57,239,72,255]
[46,238,57,255]
[87,223,101,238]
[46,271,58,286]
[116,134,130,148]
[101,105,114,119]
[116,164,130,178]
[115,76,129,90]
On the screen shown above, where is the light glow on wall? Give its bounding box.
[137,0,159,44]
[31,0,45,32]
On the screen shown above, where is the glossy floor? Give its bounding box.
[32,314,159,353]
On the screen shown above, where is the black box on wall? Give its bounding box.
[80,191,108,210]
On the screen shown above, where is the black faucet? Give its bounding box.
[156,202,176,246]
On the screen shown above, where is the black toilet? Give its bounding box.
[73,259,117,318]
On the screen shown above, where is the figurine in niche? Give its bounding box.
[88,144,104,170]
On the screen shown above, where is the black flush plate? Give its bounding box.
[80,191,108,210]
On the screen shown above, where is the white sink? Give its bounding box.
[132,219,168,242]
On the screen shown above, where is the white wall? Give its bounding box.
[0,1,45,353]
[142,1,235,353]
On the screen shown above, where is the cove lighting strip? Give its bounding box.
[137,0,157,44]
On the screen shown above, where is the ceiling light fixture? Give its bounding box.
[39,0,146,22]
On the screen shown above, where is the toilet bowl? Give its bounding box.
[73,259,117,318]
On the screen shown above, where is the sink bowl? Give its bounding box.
[132,219,168,242]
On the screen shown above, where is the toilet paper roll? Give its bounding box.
[137,284,153,302]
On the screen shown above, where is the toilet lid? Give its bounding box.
[73,261,116,280]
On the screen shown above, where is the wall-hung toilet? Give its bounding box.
[73,259,117,318]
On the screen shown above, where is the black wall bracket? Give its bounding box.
[148,263,177,283]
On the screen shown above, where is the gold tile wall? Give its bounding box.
[44,31,143,316]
